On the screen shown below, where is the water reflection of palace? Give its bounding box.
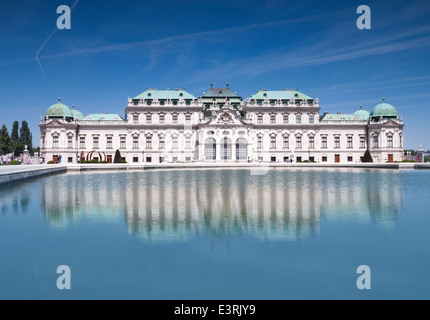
[39,169,403,242]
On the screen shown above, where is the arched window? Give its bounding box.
[236,139,247,160]
[205,138,216,160]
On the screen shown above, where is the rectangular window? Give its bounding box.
[146,114,152,124]
[133,115,139,124]
[322,156,327,162]
[79,137,85,149]
[270,115,276,124]
[185,137,191,149]
[309,136,315,149]
[159,114,165,124]
[296,156,302,162]
[146,157,152,163]
[322,137,328,149]
[93,137,99,149]
[309,115,315,124]
[347,136,353,149]
[373,136,379,148]
[257,136,263,149]
[348,156,353,162]
[309,156,315,162]
[360,136,366,149]
[334,136,340,148]
[120,137,126,149]
[296,115,302,124]
[270,136,277,149]
[271,157,277,162]
[68,157,73,163]
[67,136,73,149]
[133,137,139,149]
[172,136,179,149]
[387,136,393,148]
[53,136,59,149]
[133,157,139,163]
[258,114,263,124]
[172,114,178,124]
[106,137,113,149]
[283,115,289,124]
[185,114,191,123]
[296,136,302,149]
[283,136,289,149]
[159,137,165,150]
[146,136,152,149]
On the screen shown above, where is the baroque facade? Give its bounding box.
[39,85,404,164]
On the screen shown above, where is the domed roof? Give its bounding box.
[71,106,85,120]
[370,99,398,118]
[353,106,370,120]
[45,98,73,118]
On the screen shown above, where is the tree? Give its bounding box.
[114,149,122,163]
[362,150,374,163]
[19,121,33,155]
[0,124,13,154]
[404,149,417,156]
[11,121,25,157]
[11,121,19,142]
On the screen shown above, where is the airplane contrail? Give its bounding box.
[35,0,80,75]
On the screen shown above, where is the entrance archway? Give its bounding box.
[236,138,247,160]
[205,138,216,160]
[221,138,232,160]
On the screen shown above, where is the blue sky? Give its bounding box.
[0,0,429,149]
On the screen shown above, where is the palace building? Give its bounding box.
[39,85,404,164]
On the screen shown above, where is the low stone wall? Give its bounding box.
[66,162,402,172]
[1,162,429,186]
[0,165,67,185]
[415,164,430,170]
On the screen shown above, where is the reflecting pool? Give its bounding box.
[1,169,429,299]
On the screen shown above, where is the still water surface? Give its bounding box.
[0,169,429,299]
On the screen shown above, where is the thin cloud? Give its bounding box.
[187,26,430,82]
[2,14,320,68]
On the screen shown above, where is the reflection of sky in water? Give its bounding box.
[3,169,430,300]
[13,169,404,243]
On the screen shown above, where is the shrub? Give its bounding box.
[114,150,122,163]
[121,160,127,163]
[362,150,373,163]
[47,161,55,164]
[9,160,21,165]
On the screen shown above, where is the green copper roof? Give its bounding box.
[370,101,398,118]
[249,89,313,100]
[134,89,196,100]
[45,99,73,118]
[71,107,85,120]
[201,88,242,99]
[321,114,356,121]
[83,114,124,121]
[353,106,370,120]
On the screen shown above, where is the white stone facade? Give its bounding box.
[39,88,404,164]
